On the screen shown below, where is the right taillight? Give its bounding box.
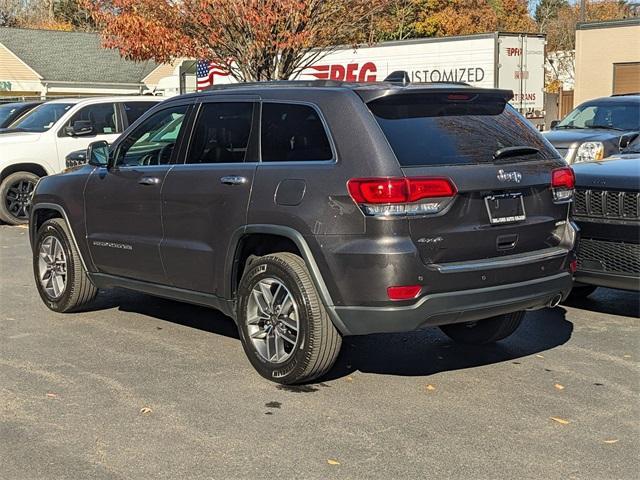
[347,177,457,216]
[551,167,575,203]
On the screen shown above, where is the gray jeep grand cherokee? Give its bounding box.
[29,81,577,384]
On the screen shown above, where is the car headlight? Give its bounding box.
[575,142,604,163]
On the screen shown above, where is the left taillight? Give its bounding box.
[551,167,575,203]
[347,177,457,216]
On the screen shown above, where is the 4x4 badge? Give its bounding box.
[497,169,522,183]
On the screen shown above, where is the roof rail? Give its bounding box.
[205,80,348,91]
[202,78,475,92]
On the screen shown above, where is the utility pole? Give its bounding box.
[580,0,586,23]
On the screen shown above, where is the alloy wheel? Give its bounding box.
[246,277,299,363]
[5,178,35,220]
[38,236,68,299]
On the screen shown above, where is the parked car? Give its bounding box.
[64,149,88,169]
[30,81,577,384]
[569,136,640,297]
[0,96,162,225]
[543,94,639,164]
[0,101,43,129]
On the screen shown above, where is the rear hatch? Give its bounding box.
[366,89,569,265]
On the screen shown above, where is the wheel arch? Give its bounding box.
[1,163,50,183]
[30,203,88,272]
[227,225,350,335]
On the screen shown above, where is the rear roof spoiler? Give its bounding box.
[355,86,514,104]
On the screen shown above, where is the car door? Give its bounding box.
[84,102,192,284]
[55,102,121,169]
[161,99,259,295]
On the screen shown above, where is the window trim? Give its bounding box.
[258,100,337,165]
[56,102,120,138]
[110,103,193,169]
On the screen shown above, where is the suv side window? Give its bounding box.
[116,104,189,167]
[65,103,118,135]
[186,102,255,164]
[123,101,159,126]
[261,103,332,162]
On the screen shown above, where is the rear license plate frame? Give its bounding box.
[484,192,526,225]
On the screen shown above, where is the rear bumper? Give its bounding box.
[332,272,573,336]
[574,270,640,292]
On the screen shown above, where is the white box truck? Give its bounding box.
[296,32,546,126]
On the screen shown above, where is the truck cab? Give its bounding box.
[0,97,162,225]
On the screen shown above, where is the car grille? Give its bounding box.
[573,189,640,220]
[577,238,640,275]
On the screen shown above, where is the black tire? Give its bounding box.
[33,218,98,312]
[439,311,525,345]
[0,171,39,225]
[568,285,598,299]
[236,252,342,384]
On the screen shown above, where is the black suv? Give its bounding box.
[30,81,577,384]
[570,139,640,296]
[544,95,640,164]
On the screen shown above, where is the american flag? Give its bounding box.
[196,60,230,91]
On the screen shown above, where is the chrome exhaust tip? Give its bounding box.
[548,293,563,308]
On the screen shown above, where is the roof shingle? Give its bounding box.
[0,27,159,85]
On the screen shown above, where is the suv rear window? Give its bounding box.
[368,93,556,166]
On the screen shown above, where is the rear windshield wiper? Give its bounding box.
[493,146,541,161]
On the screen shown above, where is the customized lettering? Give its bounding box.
[411,67,485,84]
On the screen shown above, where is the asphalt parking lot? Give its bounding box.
[1,224,638,480]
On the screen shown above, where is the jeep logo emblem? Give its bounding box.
[497,169,522,183]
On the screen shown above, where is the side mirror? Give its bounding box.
[619,132,639,150]
[87,140,109,167]
[65,149,87,168]
[65,120,93,137]
[550,120,560,129]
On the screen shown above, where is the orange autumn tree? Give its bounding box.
[544,0,631,51]
[85,0,385,81]
[413,0,536,37]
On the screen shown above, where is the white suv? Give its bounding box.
[0,96,162,225]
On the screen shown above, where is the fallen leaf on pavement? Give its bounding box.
[554,383,565,390]
[550,416,570,425]
[345,376,353,382]
[425,384,436,391]
[603,439,619,444]
[327,459,340,465]
[140,407,153,415]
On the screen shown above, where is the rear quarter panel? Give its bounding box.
[246,89,404,305]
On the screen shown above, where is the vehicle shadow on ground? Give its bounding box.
[88,288,240,339]
[563,288,640,318]
[88,288,573,382]
[323,307,573,380]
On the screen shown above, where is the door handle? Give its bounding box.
[138,176,160,186]
[220,175,248,185]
